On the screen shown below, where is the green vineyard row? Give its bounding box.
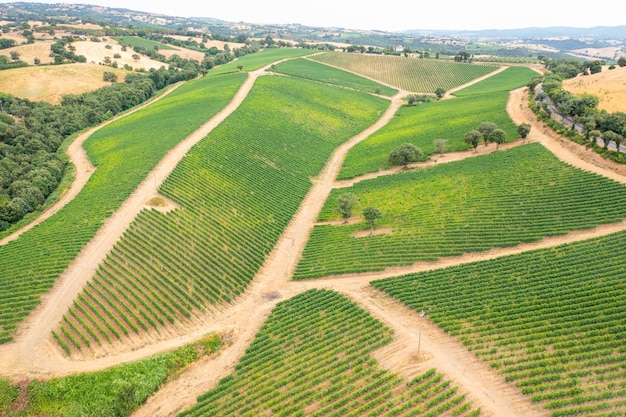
[295,144,626,279]
[180,289,480,417]
[372,230,626,417]
[52,75,389,352]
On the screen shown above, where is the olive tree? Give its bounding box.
[464,130,482,152]
[336,193,357,223]
[388,143,423,168]
[517,123,531,143]
[476,121,498,146]
[488,129,506,150]
[362,207,382,236]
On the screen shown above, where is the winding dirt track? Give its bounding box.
[2,64,626,417]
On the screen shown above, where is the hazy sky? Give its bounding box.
[3,0,624,32]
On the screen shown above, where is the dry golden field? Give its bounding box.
[0,63,128,104]
[563,65,626,113]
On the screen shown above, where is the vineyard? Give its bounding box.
[309,52,499,93]
[294,143,626,279]
[0,72,247,345]
[372,230,626,417]
[272,58,398,96]
[338,66,537,179]
[51,75,389,353]
[179,289,480,417]
[1,46,625,417]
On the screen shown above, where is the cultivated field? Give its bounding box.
[310,52,500,93]
[562,65,626,113]
[1,48,625,417]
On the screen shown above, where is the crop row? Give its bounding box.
[310,52,498,93]
[0,72,248,344]
[372,229,626,417]
[179,289,480,417]
[294,143,626,279]
[52,75,389,352]
[272,58,398,97]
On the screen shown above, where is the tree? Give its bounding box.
[388,143,423,168]
[618,56,626,67]
[517,123,531,143]
[433,139,448,156]
[488,129,506,150]
[476,121,497,146]
[336,193,357,223]
[103,71,118,82]
[435,87,446,99]
[464,130,482,151]
[602,130,622,151]
[362,207,382,236]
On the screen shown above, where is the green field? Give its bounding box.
[180,289,480,417]
[338,91,517,179]
[113,36,178,50]
[310,52,499,93]
[52,75,389,352]
[372,231,626,417]
[0,334,221,417]
[338,65,538,179]
[452,65,539,96]
[272,58,398,96]
[207,48,314,75]
[0,73,247,345]
[294,144,626,279]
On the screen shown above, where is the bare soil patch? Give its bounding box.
[563,66,626,113]
[352,227,393,238]
[145,195,180,213]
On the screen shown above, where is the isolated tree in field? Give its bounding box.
[488,129,506,150]
[464,130,482,151]
[336,193,358,223]
[619,56,626,67]
[435,87,446,99]
[517,123,531,143]
[362,207,382,236]
[476,121,498,146]
[433,139,448,156]
[388,143,423,168]
[103,71,118,82]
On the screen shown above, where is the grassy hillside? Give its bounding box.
[294,144,626,278]
[0,64,128,104]
[0,334,221,417]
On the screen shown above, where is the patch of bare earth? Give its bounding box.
[352,227,393,238]
[145,195,180,213]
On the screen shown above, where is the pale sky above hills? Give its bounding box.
[3,0,624,32]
